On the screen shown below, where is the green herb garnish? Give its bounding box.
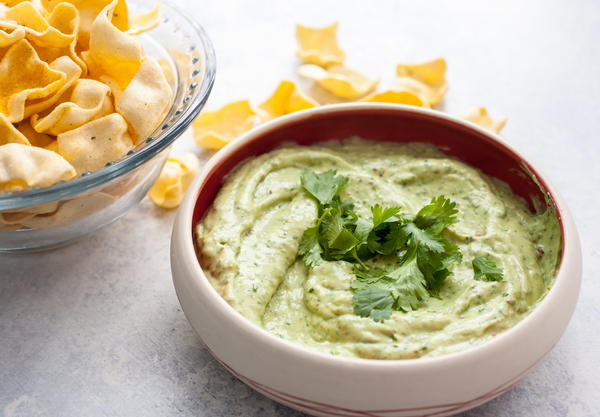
[472,255,504,281]
[297,170,502,322]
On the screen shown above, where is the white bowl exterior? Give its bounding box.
[171,104,582,416]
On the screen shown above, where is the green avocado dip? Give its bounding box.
[196,138,561,359]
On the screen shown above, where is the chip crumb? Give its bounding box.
[258,80,318,121]
[148,153,200,209]
[298,64,378,99]
[395,58,447,106]
[461,107,507,133]
[296,23,345,67]
[193,100,259,150]
[363,90,429,107]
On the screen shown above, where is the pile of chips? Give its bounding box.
[192,22,507,153]
[0,0,172,194]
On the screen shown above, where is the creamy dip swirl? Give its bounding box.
[196,138,561,359]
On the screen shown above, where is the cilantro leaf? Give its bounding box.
[353,287,394,322]
[321,208,344,247]
[371,204,402,228]
[353,217,372,244]
[301,170,348,206]
[414,196,458,234]
[329,228,359,254]
[386,250,429,312]
[367,222,406,255]
[402,222,445,253]
[352,249,428,320]
[417,238,462,295]
[364,205,407,256]
[351,266,389,291]
[298,226,322,267]
[472,256,504,281]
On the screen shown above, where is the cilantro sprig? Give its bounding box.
[472,255,504,281]
[297,170,503,322]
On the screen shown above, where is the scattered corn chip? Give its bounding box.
[88,0,143,89]
[57,113,133,173]
[0,143,76,192]
[193,100,258,150]
[363,90,428,107]
[395,58,447,106]
[112,56,172,143]
[298,64,378,99]
[0,114,30,145]
[31,78,112,135]
[258,80,318,121]
[461,107,507,133]
[148,153,200,208]
[296,23,344,67]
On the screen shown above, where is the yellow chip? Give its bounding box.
[88,0,142,89]
[16,118,55,147]
[44,139,59,152]
[298,64,378,99]
[0,142,76,192]
[57,112,133,173]
[461,107,507,133]
[296,23,345,67]
[169,49,192,87]
[148,152,200,209]
[395,58,447,106]
[24,55,83,119]
[18,192,115,228]
[32,78,112,135]
[193,100,259,150]
[0,26,25,47]
[0,39,66,122]
[157,57,175,91]
[113,56,172,143]
[258,80,318,121]
[1,1,78,48]
[0,114,30,145]
[0,200,60,228]
[0,201,59,227]
[126,3,160,35]
[363,90,428,107]
[42,0,129,48]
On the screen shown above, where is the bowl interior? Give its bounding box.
[191,105,563,253]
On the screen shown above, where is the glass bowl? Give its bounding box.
[0,0,216,253]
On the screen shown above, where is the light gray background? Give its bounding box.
[1,0,599,416]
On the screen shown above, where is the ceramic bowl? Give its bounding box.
[171,103,581,417]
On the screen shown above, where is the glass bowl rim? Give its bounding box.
[0,0,216,210]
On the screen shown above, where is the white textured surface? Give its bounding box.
[1,0,599,416]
